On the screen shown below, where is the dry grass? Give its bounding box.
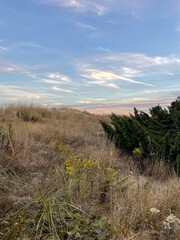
[0,105,179,240]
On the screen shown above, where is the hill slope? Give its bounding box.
[0,106,179,240]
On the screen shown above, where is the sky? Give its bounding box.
[0,0,180,114]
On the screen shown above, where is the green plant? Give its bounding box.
[101,97,180,174]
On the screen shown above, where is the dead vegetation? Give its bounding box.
[0,105,179,240]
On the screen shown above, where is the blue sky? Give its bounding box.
[0,0,180,114]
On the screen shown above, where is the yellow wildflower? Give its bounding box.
[1,220,10,226]
[58,143,70,155]
[66,166,74,175]
[105,167,118,181]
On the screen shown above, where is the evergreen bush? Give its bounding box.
[100,97,180,175]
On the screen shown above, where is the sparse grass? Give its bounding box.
[0,105,179,240]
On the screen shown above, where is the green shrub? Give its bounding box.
[100,97,180,175]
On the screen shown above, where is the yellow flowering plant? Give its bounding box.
[132,147,142,158]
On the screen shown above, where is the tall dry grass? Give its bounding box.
[0,105,179,240]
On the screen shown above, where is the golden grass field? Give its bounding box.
[0,105,179,240]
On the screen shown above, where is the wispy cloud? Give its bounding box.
[102,53,180,68]
[0,46,8,51]
[96,47,110,52]
[38,0,107,15]
[78,97,105,104]
[10,42,45,49]
[75,52,180,92]
[52,86,74,93]
[76,22,98,31]
[0,84,50,101]
[88,81,120,89]
[76,53,180,77]
[43,79,67,85]
[82,69,120,81]
[0,64,32,75]
[82,69,154,87]
[37,0,147,16]
[0,65,72,85]
[120,67,141,77]
[0,40,58,59]
[31,74,73,87]
[48,73,72,83]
